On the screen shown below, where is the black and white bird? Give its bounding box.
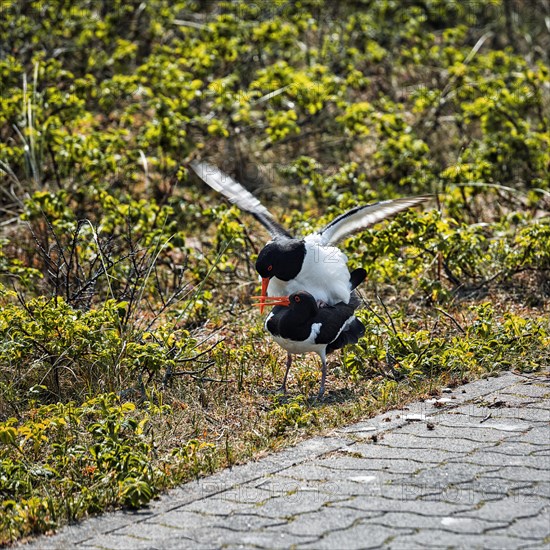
[191,161,429,310]
[259,288,365,398]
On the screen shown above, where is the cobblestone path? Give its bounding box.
[21,371,550,549]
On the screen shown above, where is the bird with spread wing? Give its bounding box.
[191,161,430,310]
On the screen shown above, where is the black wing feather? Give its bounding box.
[316,293,361,344]
[190,161,292,239]
[317,196,431,245]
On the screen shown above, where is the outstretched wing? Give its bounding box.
[317,196,431,245]
[190,161,292,239]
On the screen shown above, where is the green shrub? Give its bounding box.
[0,395,168,543]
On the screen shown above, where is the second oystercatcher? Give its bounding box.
[191,161,429,311]
[259,288,365,398]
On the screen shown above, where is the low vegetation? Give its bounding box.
[0,0,548,543]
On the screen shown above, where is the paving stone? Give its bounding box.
[499,382,550,399]
[431,489,508,507]
[459,494,549,523]
[497,508,550,540]
[124,518,205,540]
[514,481,550,499]
[272,462,341,482]
[270,476,349,497]
[277,467,402,497]
[480,395,542,408]
[336,415,407,436]
[15,520,128,550]
[389,529,535,549]
[299,523,414,549]
[18,371,550,550]
[443,373,524,400]
[274,506,380,537]
[186,525,318,549]
[378,480,438,500]
[147,510,284,539]
[391,401,441,419]
[437,416,532,433]
[465,406,550,424]
[454,478,538,500]
[335,495,476,516]
[507,425,550,445]
[251,487,344,518]
[454,400,549,421]
[116,521,198,539]
[411,484,509,508]
[482,465,550,483]
[525,401,550,411]
[77,532,158,549]
[365,510,509,534]
[352,440,468,462]
[374,431,483,453]
[392,460,501,489]
[182,496,257,516]
[304,477,387,499]
[215,484,274,504]
[213,512,287,532]
[488,440,548,456]
[142,507,226,529]
[455,449,550,469]
[338,424,378,434]
[147,537,213,550]
[317,455,429,474]
[396,421,519,443]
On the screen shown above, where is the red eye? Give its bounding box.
[267,265,273,272]
[294,295,301,303]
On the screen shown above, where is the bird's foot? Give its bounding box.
[316,299,329,308]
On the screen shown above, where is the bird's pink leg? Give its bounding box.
[317,353,327,399]
[280,353,292,393]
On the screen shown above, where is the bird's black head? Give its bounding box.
[287,291,318,318]
[255,239,306,281]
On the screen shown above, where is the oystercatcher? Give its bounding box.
[191,161,429,310]
[259,288,365,398]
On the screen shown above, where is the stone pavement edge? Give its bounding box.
[18,370,550,549]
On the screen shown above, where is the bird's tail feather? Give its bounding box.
[349,267,367,291]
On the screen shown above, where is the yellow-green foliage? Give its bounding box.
[0,395,170,543]
[0,287,200,404]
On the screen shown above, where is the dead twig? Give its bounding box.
[374,292,412,354]
[434,307,466,334]
[170,361,215,377]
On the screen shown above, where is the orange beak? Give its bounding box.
[252,295,290,309]
[259,277,270,314]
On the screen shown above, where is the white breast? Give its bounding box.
[268,235,351,305]
[268,321,327,355]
